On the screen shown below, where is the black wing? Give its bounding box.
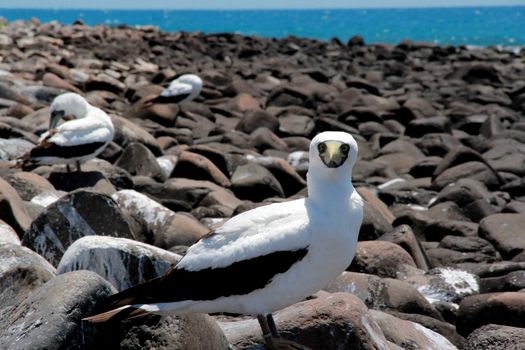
[85,248,308,322]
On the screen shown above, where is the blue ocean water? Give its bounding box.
[0,7,524,46]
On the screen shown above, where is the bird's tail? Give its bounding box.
[83,305,151,323]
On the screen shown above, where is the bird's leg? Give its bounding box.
[76,161,81,173]
[267,314,280,337]
[257,314,311,350]
[257,314,273,344]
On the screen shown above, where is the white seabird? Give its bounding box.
[17,93,114,172]
[150,73,203,105]
[84,131,363,349]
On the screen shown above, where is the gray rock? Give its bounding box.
[57,235,180,291]
[231,162,284,201]
[0,138,34,160]
[405,117,451,138]
[46,169,117,195]
[115,142,165,181]
[0,270,114,350]
[278,114,315,137]
[22,189,135,266]
[111,114,161,155]
[463,324,525,350]
[81,159,134,190]
[0,243,56,318]
[0,219,21,244]
[236,109,279,134]
[112,314,230,350]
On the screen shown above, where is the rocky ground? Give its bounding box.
[0,18,524,349]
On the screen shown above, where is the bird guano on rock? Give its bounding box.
[84,131,363,349]
[16,93,114,173]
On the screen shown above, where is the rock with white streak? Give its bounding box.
[29,190,65,208]
[325,271,442,320]
[156,154,178,178]
[0,270,114,350]
[0,243,56,320]
[57,235,181,291]
[402,267,480,309]
[112,189,209,248]
[371,310,458,350]
[0,219,20,244]
[22,189,135,266]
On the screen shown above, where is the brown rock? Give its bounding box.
[325,272,442,319]
[42,72,83,94]
[457,292,525,336]
[172,151,230,187]
[110,115,161,155]
[431,161,501,190]
[236,109,279,134]
[479,213,525,259]
[0,170,55,201]
[128,95,179,127]
[379,224,431,271]
[0,177,32,236]
[349,241,417,278]
[371,310,458,350]
[249,156,306,197]
[228,93,260,112]
[221,292,392,350]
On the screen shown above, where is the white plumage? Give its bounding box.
[18,93,114,171]
[158,74,203,103]
[85,131,363,349]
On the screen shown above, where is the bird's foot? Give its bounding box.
[264,336,311,350]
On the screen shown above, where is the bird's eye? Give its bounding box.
[318,143,326,153]
[340,144,350,154]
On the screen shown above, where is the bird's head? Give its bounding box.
[49,93,89,129]
[308,131,359,178]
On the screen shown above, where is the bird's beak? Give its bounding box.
[49,110,65,129]
[321,141,348,168]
